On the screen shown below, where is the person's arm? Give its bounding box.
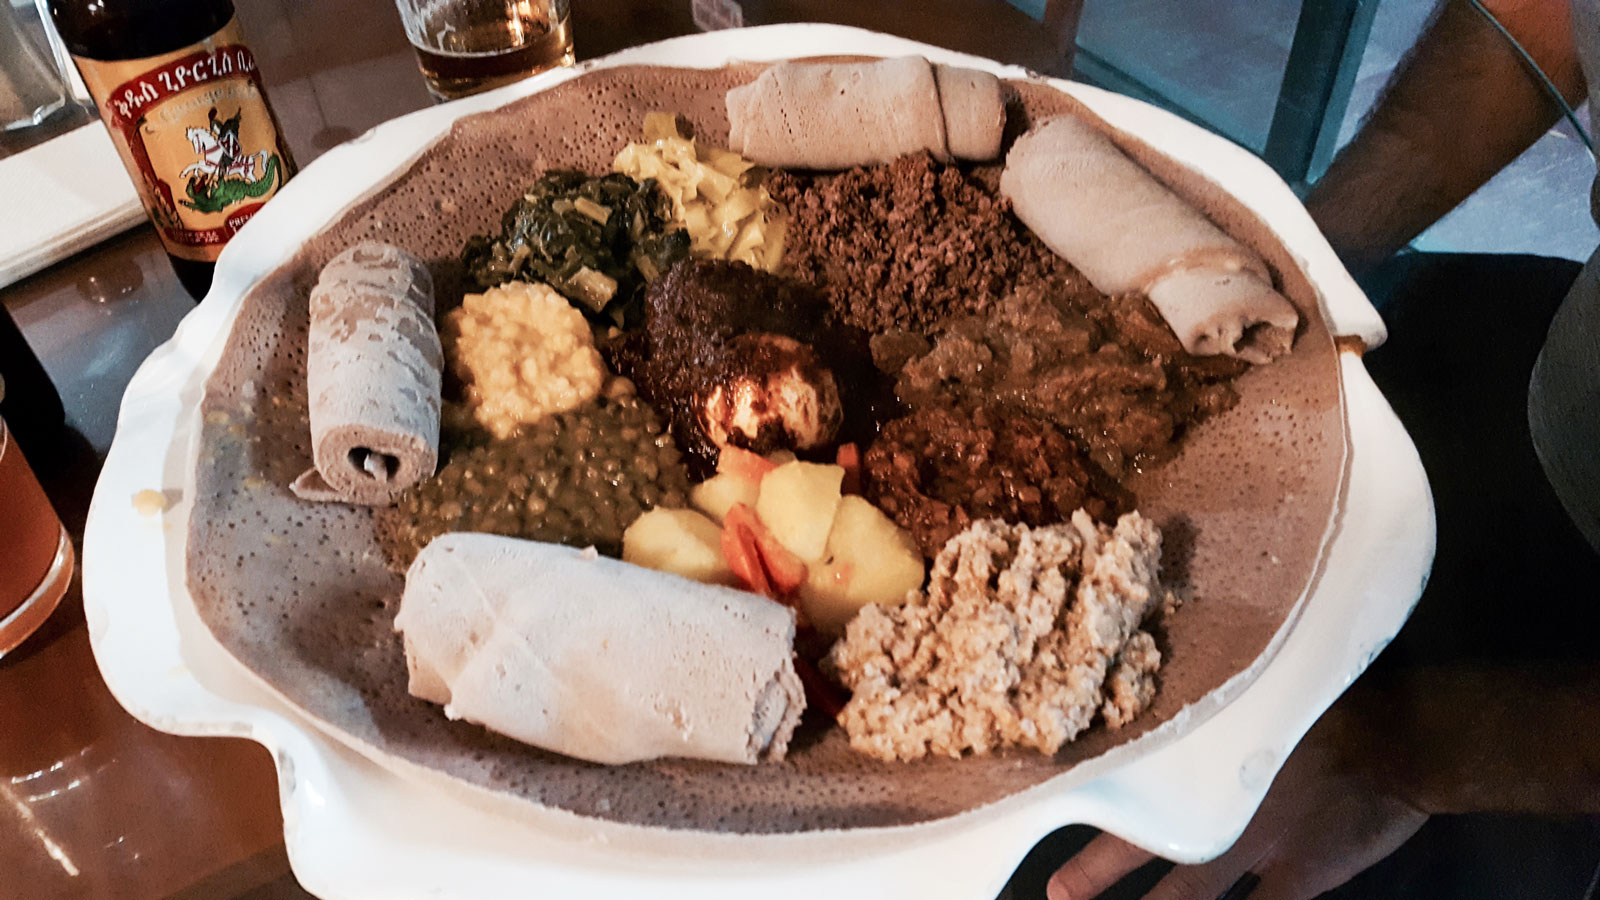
[1304,0,1586,276]
[1045,664,1600,900]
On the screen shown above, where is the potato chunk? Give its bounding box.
[799,496,925,635]
[755,461,844,561]
[690,472,759,524]
[622,508,736,586]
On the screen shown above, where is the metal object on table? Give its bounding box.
[392,0,575,101]
[1260,0,1380,188]
[1073,0,1380,191]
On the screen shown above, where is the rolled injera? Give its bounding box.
[1000,115,1300,364]
[725,56,1005,169]
[394,533,806,766]
[289,242,442,506]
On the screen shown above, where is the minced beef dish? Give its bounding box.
[767,153,1082,334]
[765,155,1252,555]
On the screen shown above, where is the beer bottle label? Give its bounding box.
[74,19,294,263]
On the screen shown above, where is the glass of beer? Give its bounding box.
[0,414,74,658]
[393,0,575,102]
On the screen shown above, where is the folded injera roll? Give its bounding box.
[289,242,442,506]
[396,534,805,766]
[1001,115,1301,363]
[726,56,1005,169]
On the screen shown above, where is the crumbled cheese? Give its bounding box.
[826,511,1170,761]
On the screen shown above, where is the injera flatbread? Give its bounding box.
[1001,115,1300,363]
[725,57,1006,168]
[397,535,805,766]
[185,64,1345,833]
[289,242,441,505]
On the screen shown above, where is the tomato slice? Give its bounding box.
[723,502,809,600]
[754,532,807,595]
[720,515,771,597]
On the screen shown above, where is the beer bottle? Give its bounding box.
[47,0,296,300]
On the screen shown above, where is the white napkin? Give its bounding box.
[0,123,142,289]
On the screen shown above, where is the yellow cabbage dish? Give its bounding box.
[613,112,786,271]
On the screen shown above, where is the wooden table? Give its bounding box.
[0,2,1080,896]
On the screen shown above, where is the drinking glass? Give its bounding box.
[31,0,91,105]
[392,0,575,102]
[0,0,70,131]
[0,415,74,658]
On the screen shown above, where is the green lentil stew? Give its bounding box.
[381,396,691,567]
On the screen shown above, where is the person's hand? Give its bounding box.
[1045,719,1427,900]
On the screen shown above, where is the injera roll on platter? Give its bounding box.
[1000,115,1300,364]
[185,63,1346,834]
[289,242,441,506]
[396,535,804,766]
[726,57,1006,168]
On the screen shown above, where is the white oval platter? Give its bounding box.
[82,24,1432,900]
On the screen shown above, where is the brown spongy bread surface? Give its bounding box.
[187,64,1345,833]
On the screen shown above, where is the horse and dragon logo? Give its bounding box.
[179,106,282,214]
